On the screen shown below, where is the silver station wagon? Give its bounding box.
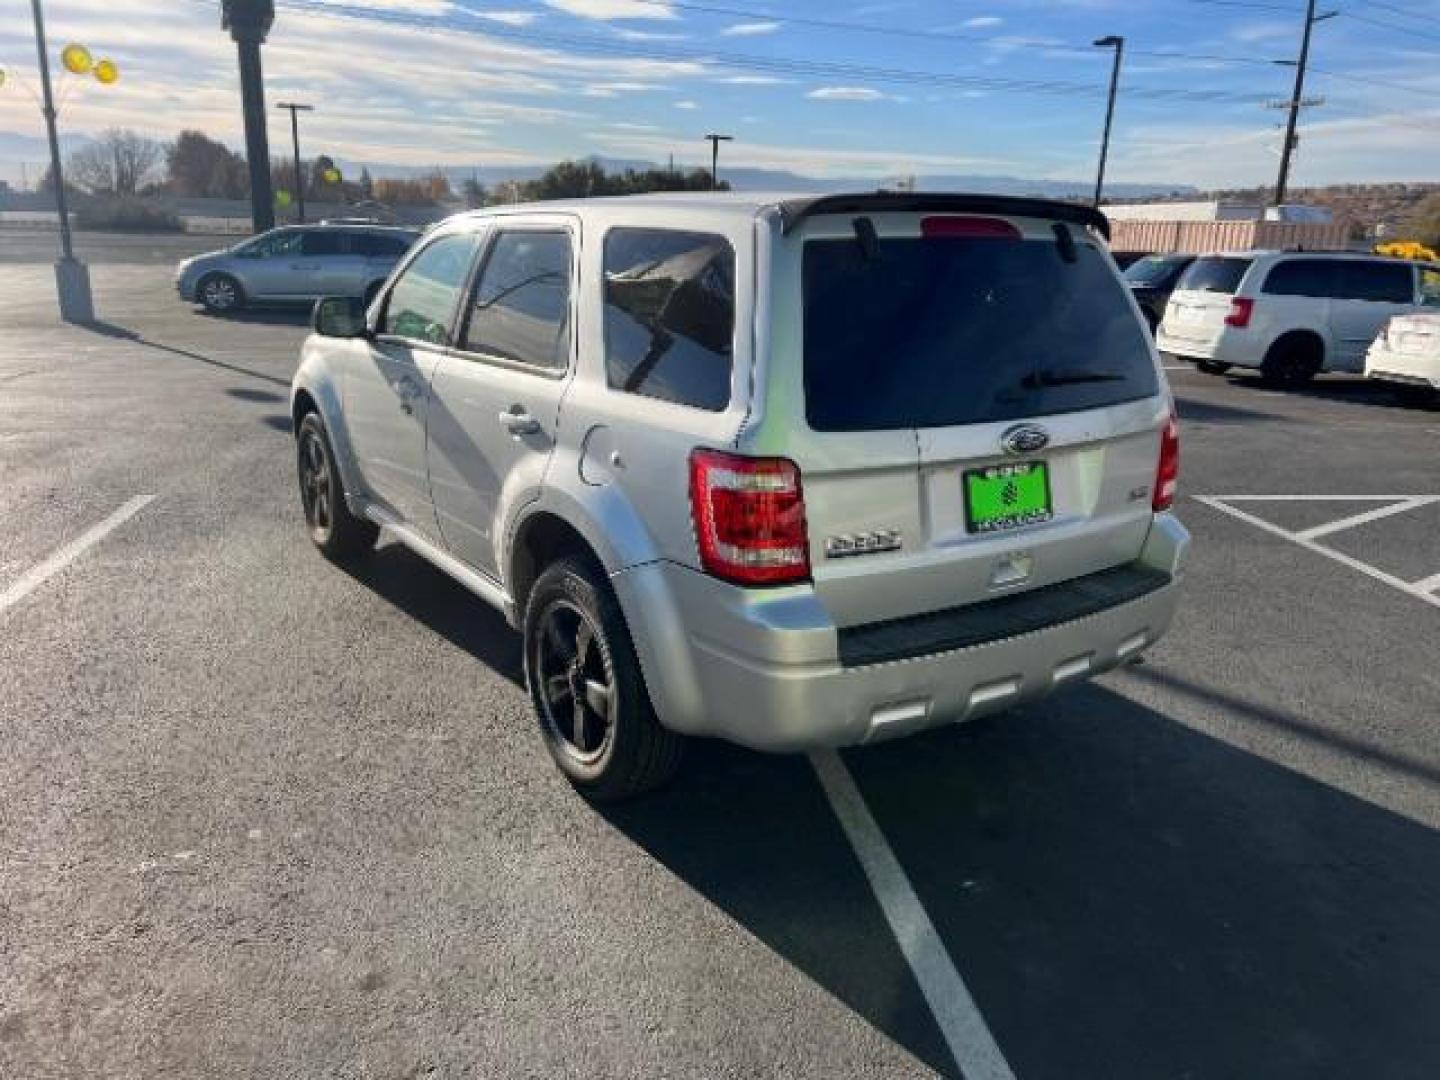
[290,192,1189,800]
[176,222,419,314]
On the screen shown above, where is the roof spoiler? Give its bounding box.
[776,192,1111,241]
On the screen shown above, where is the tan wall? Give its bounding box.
[1111,219,1350,254]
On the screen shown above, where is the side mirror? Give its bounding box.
[312,295,369,338]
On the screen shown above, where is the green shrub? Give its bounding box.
[74,198,183,233]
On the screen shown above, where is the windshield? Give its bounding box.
[802,233,1158,431]
[1125,255,1190,288]
[1178,256,1253,294]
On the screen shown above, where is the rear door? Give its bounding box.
[780,212,1165,626]
[1163,255,1253,349]
[1329,260,1418,371]
[426,220,576,576]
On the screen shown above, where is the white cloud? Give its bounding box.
[475,10,543,26]
[543,0,676,18]
[722,21,781,36]
[313,0,455,13]
[717,75,788,85]
[583,82,661,96]
[613,27,690,40]
[963,16,1003,29]
[807,86,887,102]
[675,100,700,109]
[1230,20,1293,44]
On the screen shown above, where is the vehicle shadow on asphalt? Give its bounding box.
[604,683,1440,1080]
[196,306,312,327]
[81,320,291,388]
[1173,394,1280,425]
[335,541,523,685]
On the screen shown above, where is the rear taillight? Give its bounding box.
[689,449,810,586]
[1225,297,1254,328]
[1153,411,1180,512]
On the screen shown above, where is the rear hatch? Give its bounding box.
[752,207,1168,626]
[1163,255,1254,348]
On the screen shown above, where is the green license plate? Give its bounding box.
[964,462,1053,534]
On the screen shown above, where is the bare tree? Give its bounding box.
[66,129,165,196]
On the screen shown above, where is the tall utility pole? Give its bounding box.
[276,101,313,222]
[30,0,92,321]
[704,133,732,191]
[1274,0,1337,207]
[222,0,276,233]
[1092,35,1124,208]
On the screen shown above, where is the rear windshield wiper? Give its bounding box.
[1021,369,1128,388]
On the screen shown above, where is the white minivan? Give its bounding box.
[1158,251,1436,385]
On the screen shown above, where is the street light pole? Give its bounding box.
[1274,0,1336,208]
[1093,35,1124,208]
[29,0,93,321]
[276,101,313,223]
[704,133,732,191]
[221,0,276,234]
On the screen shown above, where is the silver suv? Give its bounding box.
[290,193,1188,800]
[176,223,419,314]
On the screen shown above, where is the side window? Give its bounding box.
[603,228,734,412]
[1262,259,1339,298]
[1342,261,1415,304]
[1421,268,1440,307]
[300,230,345,257]
[380,233,481,345]
[357,232,413,258]
[248,230,302,258]
[461,230,573,370]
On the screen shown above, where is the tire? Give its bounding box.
[296,411,379,560]
[198,272,245,314]
[1196,358,1232,375]
[523,557,684,801]
[1261,336,1322,387]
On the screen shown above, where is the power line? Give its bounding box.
[1338,9,1440,44]
[1362,1,1440,27]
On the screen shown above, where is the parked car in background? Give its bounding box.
[176,223,420,314]
[1124,253,1196,332]
[289,192,1188,800]
[1111,251,1151,271]
[1366,309,1440,404]
[1158,250,1438,385]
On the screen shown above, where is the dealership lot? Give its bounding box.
[2,232,1439,1079]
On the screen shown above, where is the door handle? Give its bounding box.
[498,405,541,436]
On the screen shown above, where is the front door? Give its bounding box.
[344,230,483,533]
[427,223,576,576]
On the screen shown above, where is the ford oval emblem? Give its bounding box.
[1000,423,1050,456]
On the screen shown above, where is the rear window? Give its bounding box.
[1178,256,1253,294]
[1124,255,1190,288]
[802,234,1158,432]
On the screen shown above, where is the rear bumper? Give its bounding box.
[612,513,1189,752]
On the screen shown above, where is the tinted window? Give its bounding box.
[1341,261,1414,303]
[1124,255,1191,288]
[462,231,572,369]
[1421,267,1440,307]
[300,230,345,257]
[1262,259,1341,298]
[803,236,1158,432]
[380,233,480,345]
[1179,256,1253,294]
[356,232,413,258]
[603,229,734,412]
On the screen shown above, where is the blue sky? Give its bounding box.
[2,0,1440,189]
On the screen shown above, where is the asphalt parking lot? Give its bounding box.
[2,229,1439,1079]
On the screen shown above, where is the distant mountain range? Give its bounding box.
[342,154,1199,201]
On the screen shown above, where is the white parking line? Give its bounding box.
[1296,497,1439,540]
[1194,496,1440,611]
[0,495,157,617]
[1411,571,1440,594]
[810,750,1017,1080]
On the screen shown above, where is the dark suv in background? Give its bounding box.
[1124,253,1197,332]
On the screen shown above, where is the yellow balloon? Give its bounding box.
[61,43,93,75]
[275,189,292,208]
[323,167,341,184]
[93,59,119,85]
